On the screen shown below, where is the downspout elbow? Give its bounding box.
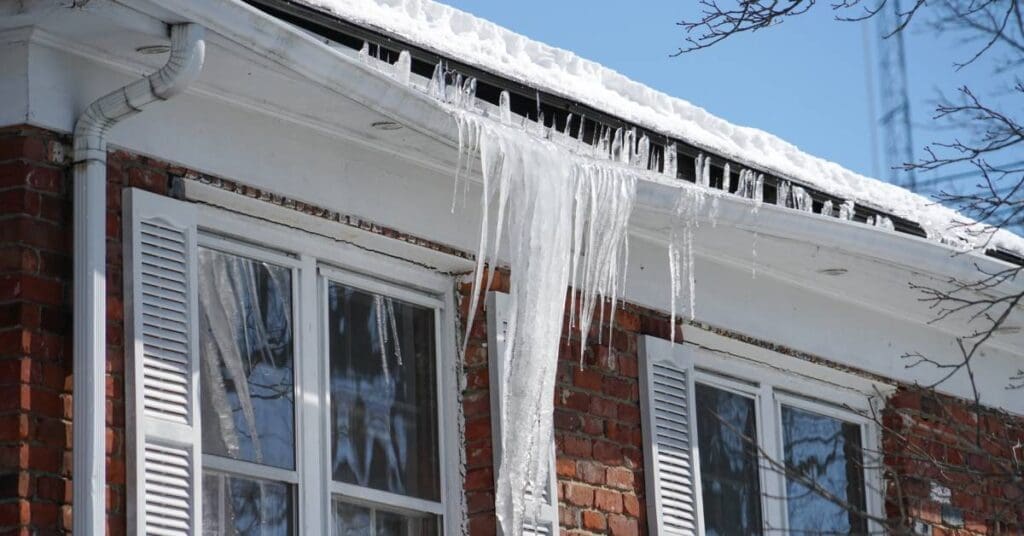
[73,23,205,164]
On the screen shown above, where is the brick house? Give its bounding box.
[1,1,1022,535]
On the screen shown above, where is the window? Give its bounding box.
[325,277,443,534]
[198,245,299,534]
[640,334,883,536]
[694,383,762,535]
[123,189,459,536]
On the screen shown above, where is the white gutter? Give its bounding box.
[72,22,205,535]
[150,0,1020,289]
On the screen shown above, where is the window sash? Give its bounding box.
[319,266,449,521]
[197,235,302,472]
[772,392,877,535]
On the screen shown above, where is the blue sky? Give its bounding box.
[441,1,1009,193]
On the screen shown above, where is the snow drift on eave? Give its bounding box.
[301,0,1024,255]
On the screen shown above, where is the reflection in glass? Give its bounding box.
[331,498,438,536]
[328,283,440,500]
[199,248,296,470]
[202,471,293,535]
[782,405,868,535]
[695,383,763,536]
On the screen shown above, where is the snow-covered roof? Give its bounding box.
[299,0,1024,256]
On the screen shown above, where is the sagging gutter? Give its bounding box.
[72,23,205,535]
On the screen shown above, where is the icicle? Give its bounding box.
[700,156,711,188]
[694,153,703,183]
[429,62,445,100]
[778,180,791,208]
[792,186,813,212]
[722,163,731,192]
[499,90,512,125]
[383,299,401,366]
[453,113,637,536]
[359,41,370,63]
[394,50,411,86]
[734,169,750,198]
[374,295,390,382]
[668,187,703,341]
[636,135,650,170]
[873,215,895,230]
[461,77,477,110]
[753,173,764,206]
[562,114,574,140]
[609,128,624,162]
[821,200,834,217]
[664,142,677,179]
[839,200,855,220]
[575,115,587,146]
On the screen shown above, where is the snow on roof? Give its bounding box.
[300,0,1024,256]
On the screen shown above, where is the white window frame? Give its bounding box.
[194,203,464,535]
[642,332,889,536]
[319,264,449,521]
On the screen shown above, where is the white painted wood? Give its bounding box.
[639,337,702,536]
[298,254,328,535]
[486,291,560,536]
[124,188,201,535]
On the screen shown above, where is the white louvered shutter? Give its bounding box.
[124,188,201,535]
[486,291,560,536]
[639,336,702,535]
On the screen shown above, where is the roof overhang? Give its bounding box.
[14,0,1024,356]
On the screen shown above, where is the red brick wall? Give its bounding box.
[459,272,683,536]
[884,388,1024,535]
[0,125,73,534]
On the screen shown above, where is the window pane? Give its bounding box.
[782,405,868,535]
[695,383,763,536]
[199,248,295,470]
[331,498,438,536]
[328,282,440,500]
[203,471,293,535]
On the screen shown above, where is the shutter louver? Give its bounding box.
[486,291,560,536]
[125,188,201,535]
[639,336,702,536]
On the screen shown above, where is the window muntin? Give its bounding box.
[326,282,440,501]
[694,383,763,536]
[198,246,299,534]
[781,405,868,535]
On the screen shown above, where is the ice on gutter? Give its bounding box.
[300,0,1024,256]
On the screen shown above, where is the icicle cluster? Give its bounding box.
[454,112,638,536]
[734,169,764,203]
[792,185,813,212]
[668,188,704,333]
[839,200,856,220]
[869,215,895,230]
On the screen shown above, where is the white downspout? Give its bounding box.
[72,23,205,535]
